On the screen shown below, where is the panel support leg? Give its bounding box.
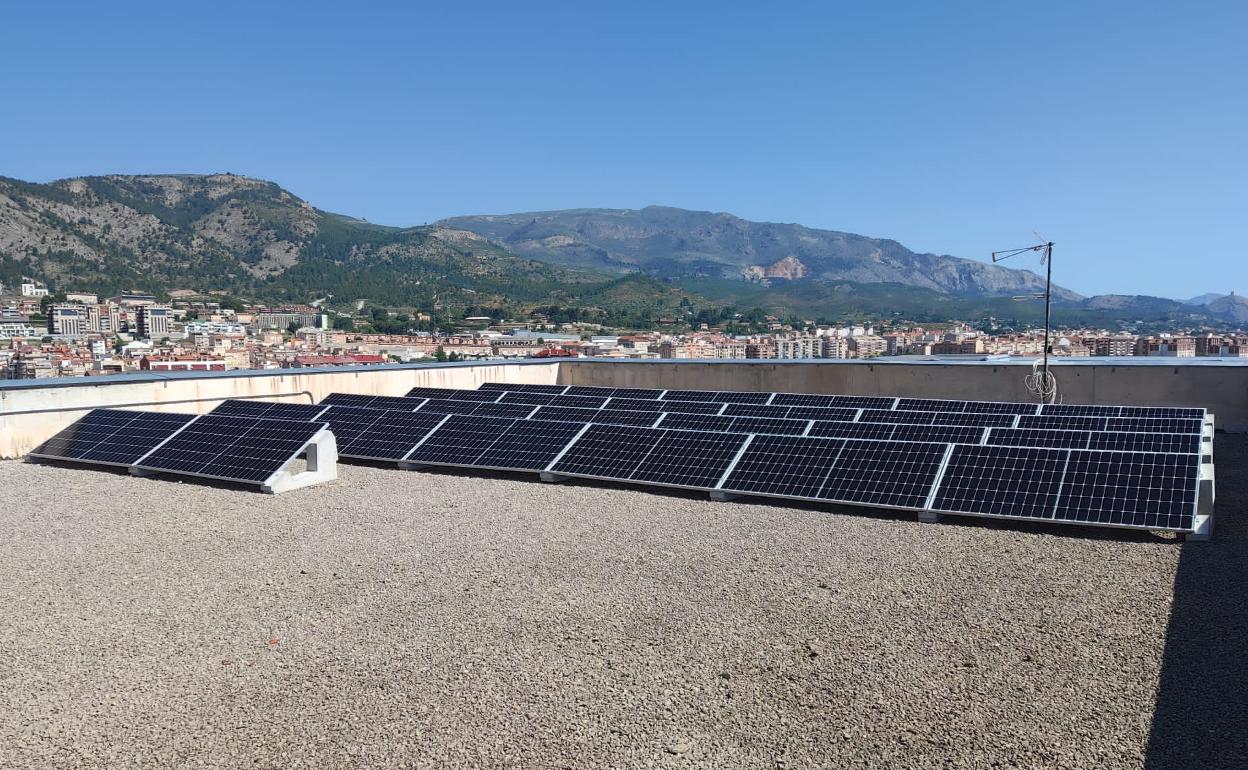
[540,471,569,483]
[709,491,740,501]
[918,511,944,523]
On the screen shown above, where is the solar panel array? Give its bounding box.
[28,405,330,489]
[244,382,1202,534]
[27,384,1209,533]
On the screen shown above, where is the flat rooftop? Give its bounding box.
[2,436,1244,769]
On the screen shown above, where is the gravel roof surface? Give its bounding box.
[1,436,1244,770]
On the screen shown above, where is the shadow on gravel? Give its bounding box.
[1146,434,1248,770]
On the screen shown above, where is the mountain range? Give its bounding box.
[0,173,1242,327]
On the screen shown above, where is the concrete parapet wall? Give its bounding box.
[3,358,1246,459]
[557,359,1248,431]
[0,362,559,458]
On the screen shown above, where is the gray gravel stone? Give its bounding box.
[0,440,1240,770]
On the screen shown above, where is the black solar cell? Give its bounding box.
[565,386,664,399]
[1040,404,1121,417]
[806,421,897,441]
[1086,431,1202,454]
[768,393,840,407]
[932,412,1017,428]
[323,393,425,410]
[210,400,327,421]
[1017,415,1108,432]
[612,397,722,414]
[655,413,736,432]
[727,416,810,436]
[890,424,985,444]
[662,389,771,404]
[986,427,1090,450]
[1118,406,1205,419]
[1106,417,1204,434]
[783,406,860,422]
[532,406,661,426]
[961,400,1039,415]
[477,382,568,394]
[722,403,793,418]
[896,398,964,412]
[405,387,501,401]
[859,409,937,425]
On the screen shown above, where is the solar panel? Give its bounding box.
[896,398,964,412]
[611,397,722,414]
[565,386,665,399]
[830,396,897,409]
[548,424,664,479]
[890,424,985,444]
[767,393,840,407]
[28,409,197,468]
[931,412,1017,428]
[315,406,399,450]
[859,409,936,425]
[784,406,860,422]
[475,419,587,471]
[134,415,326,484]
[727,416,810,436]
[405,413,507,466]
[322,393,423,410]
[531,406,661,426]
[931,445,1068,520]
[1053,450,1197,530]
[1086,431,1202,454]
[333,410,448,460]
[477,382,568,394]
[1017,415,1108,432]
[415,398,533,418]
[1106,417,1204,434]
[662,389,770,404]
[1119,406,1205,419]
[498,392,609,409]
[209,400,328,421]
[986,427,1090,449]
[722,403,793,418]
[655,413,735,432]
[1040,404,1121,417]
[630,430,750,488]
[405,387,501,402]
[961,400,1039,415]
[719,435,846,498]
[816,440,946,509]
[807,421,897,440]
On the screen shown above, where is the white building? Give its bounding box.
[21,282,49,297]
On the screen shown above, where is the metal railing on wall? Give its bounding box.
[0,391,315,418]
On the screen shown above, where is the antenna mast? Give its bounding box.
[992,240,1055,403]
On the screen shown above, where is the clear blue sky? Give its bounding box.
[2,1,1244,298]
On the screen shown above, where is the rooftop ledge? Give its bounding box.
[2,357,1246,458]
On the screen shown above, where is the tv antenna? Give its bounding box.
[992,238,1056,403]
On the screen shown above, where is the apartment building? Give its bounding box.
[849,335,888,358]
[1136,336,1196,357]
[135,305,173,339]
